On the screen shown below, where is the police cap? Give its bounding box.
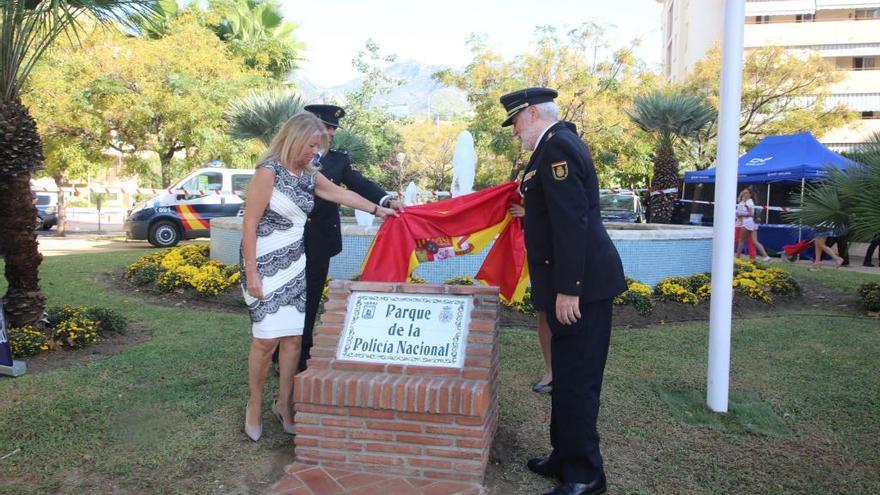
[304,104,345,128]
[499,87,558,127]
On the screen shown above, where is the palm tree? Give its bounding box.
[0,0,157,328]
[627,90,716,224]
[788,132,880,242]
[212,0,302,80]
[226,89,372,164]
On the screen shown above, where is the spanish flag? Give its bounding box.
[360,183,529,303]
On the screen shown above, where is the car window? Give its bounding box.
[599,194,635,210]
[232,174,253,194]
[35,195,51,206]
[179,172,222,194]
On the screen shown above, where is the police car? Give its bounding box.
[125,167,254,247]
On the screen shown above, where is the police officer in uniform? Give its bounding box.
[288,104,401,371]
[500,88,626,495]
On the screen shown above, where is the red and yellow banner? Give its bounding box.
[360,183,529,303]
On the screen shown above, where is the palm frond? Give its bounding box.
[626,90,717,143]
[1,0,159,101]
[331,129,371,165]
[226,88,304,146]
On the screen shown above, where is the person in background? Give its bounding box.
[240,112,397,442]
[809,226,845,271]
[509,202,552,393]
[863,234,880,267]
[735,188,771,262]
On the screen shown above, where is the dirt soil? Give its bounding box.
[20,322,152,375]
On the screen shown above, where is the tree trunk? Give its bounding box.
[0,173,46,328]
[648,143,680,224]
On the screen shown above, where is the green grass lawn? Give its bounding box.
[1,252,878,494]
[782,262,879,293]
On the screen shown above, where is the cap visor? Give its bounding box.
[501,114,516,127]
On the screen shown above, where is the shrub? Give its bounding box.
[46,305,85,327]
[763,267,801,296]
[655,278,700,305]
[82,307,128,334]
[130,262,162,286]
[407,275,427,284]
[733,277,773,304]
[857,282,880,312]
[53,315,99,349]
[615,278,655,315]
[8,325,49,358]
[443,276,476,285]
[503,286,536,316]
[190,265,233,296]
[321,276,331,305]
[685,273,711,294]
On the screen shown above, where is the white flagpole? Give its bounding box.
[707,0,746,413]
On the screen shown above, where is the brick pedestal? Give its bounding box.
[293,281,500,484]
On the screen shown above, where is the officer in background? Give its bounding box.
[500,88,626,495]
[299,104,401,371]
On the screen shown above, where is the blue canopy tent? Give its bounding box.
[681,132,858,258]
[683,132,857,185]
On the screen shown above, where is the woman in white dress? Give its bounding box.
[240,113,397,441]
[735,187,771,262]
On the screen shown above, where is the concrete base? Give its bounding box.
[0,360,26,377]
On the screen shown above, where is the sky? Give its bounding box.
[283,0,664,87]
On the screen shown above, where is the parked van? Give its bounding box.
[124,167,254,247]
[35,192,59,230]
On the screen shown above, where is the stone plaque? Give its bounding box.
[336,291,472,367]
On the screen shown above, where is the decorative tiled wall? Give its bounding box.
[211,218,714,287]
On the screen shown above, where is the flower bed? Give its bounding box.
[501,260,800,318]
[125,245,240,296]
[7,305,128,358]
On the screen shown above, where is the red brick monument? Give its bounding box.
[293,280,500,485]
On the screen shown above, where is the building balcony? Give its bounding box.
[821,118,880,148]
[830,69,880,93]
[744,19,880,48]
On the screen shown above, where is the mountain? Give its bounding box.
[293,60,472,119]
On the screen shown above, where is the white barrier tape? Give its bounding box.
[649,187,678,197]
[31,183,241,196]
[677,199,800,213]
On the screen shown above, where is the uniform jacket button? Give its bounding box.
[576,280,581,285]
[544,259,550,265]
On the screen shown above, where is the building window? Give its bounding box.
[862,111,879,119]
[853,57,876,70]
[855,8,880,19]
[795,13,814,23]
[754,15,771,24]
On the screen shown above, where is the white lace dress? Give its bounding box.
[241,161,315,339]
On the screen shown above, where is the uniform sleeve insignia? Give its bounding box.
[523,170,536,182]
[551,161,568,180]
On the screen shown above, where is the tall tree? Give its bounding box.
[0,0,156,328]
[436,24,657,188]
[207,0,303,80]
[398,120,466,191]
[682,46,855,170]
[32,18,262,187]
[627,90,716,224]
[343,39,405,182]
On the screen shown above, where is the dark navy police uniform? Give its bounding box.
[503,88,626,487]
[296,104,389,371]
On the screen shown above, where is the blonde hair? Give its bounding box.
[258,112,328,171]
[737,188,752,203]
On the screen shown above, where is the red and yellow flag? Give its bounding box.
[360,183,529,303]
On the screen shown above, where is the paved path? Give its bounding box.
[269,462,480,495]
[35,234,206,257]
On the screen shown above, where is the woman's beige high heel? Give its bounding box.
[272,399,296,435]
[244,404,262,442]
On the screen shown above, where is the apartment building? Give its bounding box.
[657,0,880,151]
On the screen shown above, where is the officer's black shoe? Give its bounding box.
[543,475,607,495]
[526,456,561,478]
[864,262,875,267]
